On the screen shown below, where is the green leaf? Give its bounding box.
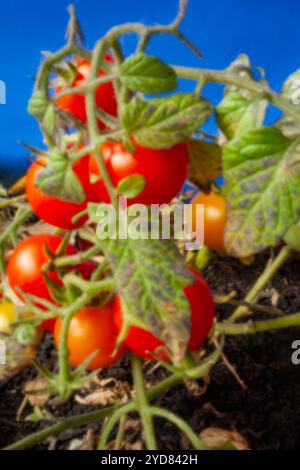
[89,209,195,362]
[217,55,267,140]
[120,52,177,94]
[121,94,213,149]
[43,104,57,135]
[116,174,146,199]
[37,148,86,204]
[28,89,49,120]
[188,139,222,191]
[217,92,267,140]
[223,127,300,257]
[276,69,300,138]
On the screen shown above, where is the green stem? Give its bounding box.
[86,39,118,205]
[97,403,136,450]
[174,66,300,124]
[0,208,32,246]
[151,406,206,450]
[229,246,292,321]
[53,245,101,269]
[114,414,128,450]
[131,354,157,450]
[4,406,115,451]
[0,194,27,209]
[4,372,182,450]
[58,278,116,399]
[54,73,117,99]
[216,311,300,335]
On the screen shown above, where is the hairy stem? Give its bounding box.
[229,246,292,321]
[131,354,157,450]
[174,66,300,124]
[217,311,300,335]
[151,406,206,450]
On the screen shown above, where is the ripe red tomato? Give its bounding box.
[89,141,189,205]
[7,234,81,332]
[113,268,215,361]
[189,192,226,252]
[54,305,126,369]
[55,56,117,129]
[26,154,91,230]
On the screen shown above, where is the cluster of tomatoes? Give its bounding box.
[0,58,225,370]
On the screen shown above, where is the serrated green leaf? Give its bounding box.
[28,89,49,120]
[276,69,300,138]
[91,213,195,362]
[120,52,177,94]
[116,174,146,199]
[37,148,86,204]
[43,104,57,135]
[224,127,300,257]
[188,139,222,191]
[217,55,267,139]
[121,94,213,149]
[217,91,267,140]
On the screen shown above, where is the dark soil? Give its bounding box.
[1,253,300,450]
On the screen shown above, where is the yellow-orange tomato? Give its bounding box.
[0,300,16,334]
[54,305,126,370]
[189,192,226,252]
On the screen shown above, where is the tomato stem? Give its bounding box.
[131,354,158,450]
[174,65,300,125]
[150,406,206,450]
[229,246,292,321]
[216,311,300,335]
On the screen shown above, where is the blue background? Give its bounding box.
[0,0,299,185]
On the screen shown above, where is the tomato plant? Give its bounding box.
[2,0,300,453]
[89,141,189,205]
[55,55,117,129]
[26,154,91,230]
[54,305,125,369]
[189,191,226,252]
[113,268,214,361]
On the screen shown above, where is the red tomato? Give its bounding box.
[113,268,215,361]
[54,305,126,370]
[26,154,91,230]
[55,55,117,129]
[189,192,227,252]
[7,234,81,332]
[89,141,189,205]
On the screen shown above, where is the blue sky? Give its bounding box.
[0,0,299,184]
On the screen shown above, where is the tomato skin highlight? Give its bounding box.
[55,56,117,130]
[54,305,126,370]
[113,269,215,361]
[6,234,78,333]
[26,155,91,230]
[89,141,189,205]
[189,192,227,252]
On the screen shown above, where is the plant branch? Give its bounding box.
[216,311,300,335]
[229,246,292,321]
[151,406,206,450]
[173,65,300,124]
[131,354,157,450]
